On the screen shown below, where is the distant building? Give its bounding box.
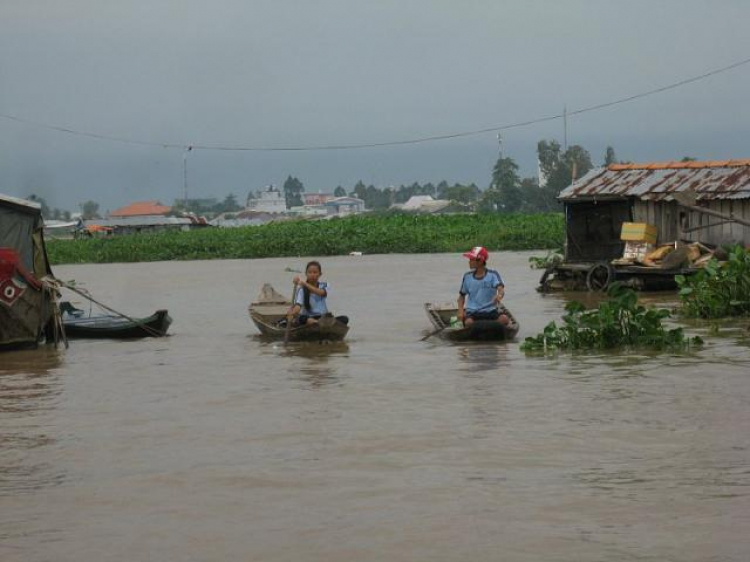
[288,205,329,218]
[303,193,334,206]
[85,215,206,235]
[392,195,461,214]
[96,200,207,235]
[246,186,287,214]
[210,210,282,228]
[399,195,437,210]
[325,196,365,216]
[109,200,171,218]
[43,219,83,239]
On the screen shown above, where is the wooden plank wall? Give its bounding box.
[632,199,750,246]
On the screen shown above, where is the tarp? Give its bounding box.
[0,206,37,272]
[0,197,53,277]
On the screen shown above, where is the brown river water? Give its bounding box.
[1,252,749,561]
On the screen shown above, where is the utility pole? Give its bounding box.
[183,146,193,207]
[563,105,568,152]
[497,133,504,160]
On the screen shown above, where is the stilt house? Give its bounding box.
[558,159,750,262]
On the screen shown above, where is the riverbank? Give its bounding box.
[47,212,564,264]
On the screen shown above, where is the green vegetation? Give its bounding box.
[521,284,702,353]
[47,212,564,264]
[528,249,563,270]
[676,245,750,318]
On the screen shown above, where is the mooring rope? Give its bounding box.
[57,280,165,338]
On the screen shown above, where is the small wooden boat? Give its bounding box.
[60,302,172,339]
[424,302,520,342]
[249,284,349,342]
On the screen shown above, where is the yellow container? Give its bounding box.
[620,222,657,244]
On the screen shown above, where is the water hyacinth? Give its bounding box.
[676,245,750,319]
[521,283,703,353]
[47,213,564,264]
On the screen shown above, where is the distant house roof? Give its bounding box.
[109,201,172,217]
[401,195,435,210]
[560,159,750,202]
[304,193,334,204]
[325,196,364,206]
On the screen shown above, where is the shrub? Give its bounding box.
[521,283,702,352]
[676,245,750,318]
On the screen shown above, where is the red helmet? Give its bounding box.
[463,246,489,262]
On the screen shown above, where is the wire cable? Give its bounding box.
[1,56,749,152]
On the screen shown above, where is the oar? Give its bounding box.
[420,326,445,341]
[284,282,298,345]
[422,304,451,340]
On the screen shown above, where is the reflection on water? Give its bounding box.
[257,340,350,389]
[455,343,510,373]
[0,347,64,375]
[0,349,65,498]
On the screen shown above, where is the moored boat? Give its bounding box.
[1,194,59,350]
[60,302,172,339]
[424,302,520,342]
[249,284,349,342]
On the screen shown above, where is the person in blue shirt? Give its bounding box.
[457,246,509,326]
[289,260,329,325]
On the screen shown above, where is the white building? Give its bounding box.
[246,186,287,213]
[325,197,365,216]
[393,195,453,213]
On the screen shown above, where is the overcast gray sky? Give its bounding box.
[1,0,749,212]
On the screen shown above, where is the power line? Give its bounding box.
[2,56,750,152]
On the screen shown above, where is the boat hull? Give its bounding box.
[249,305,349,342]
[424,302,520,342]
[253,317,349,342]
[63,309,172,339]
[250,310,349,342]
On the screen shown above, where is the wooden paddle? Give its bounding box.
[284,282,298,344]
[420,325,445,341]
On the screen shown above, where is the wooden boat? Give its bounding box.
[248,283,349,342]
[60,302,172,339]
[1,195,59,350]
[424,302,520,342]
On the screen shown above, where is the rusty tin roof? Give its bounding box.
[559,159,750,202]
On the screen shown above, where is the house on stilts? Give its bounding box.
[541,159,750,292]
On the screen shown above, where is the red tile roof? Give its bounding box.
[109,201,172,217]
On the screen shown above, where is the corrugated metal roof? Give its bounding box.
[559,159,750,201]
[86,216,193,227]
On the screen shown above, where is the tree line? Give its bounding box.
[27,140,630,219]
[279,140,609,212]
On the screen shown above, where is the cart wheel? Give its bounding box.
[586,263,613,291]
